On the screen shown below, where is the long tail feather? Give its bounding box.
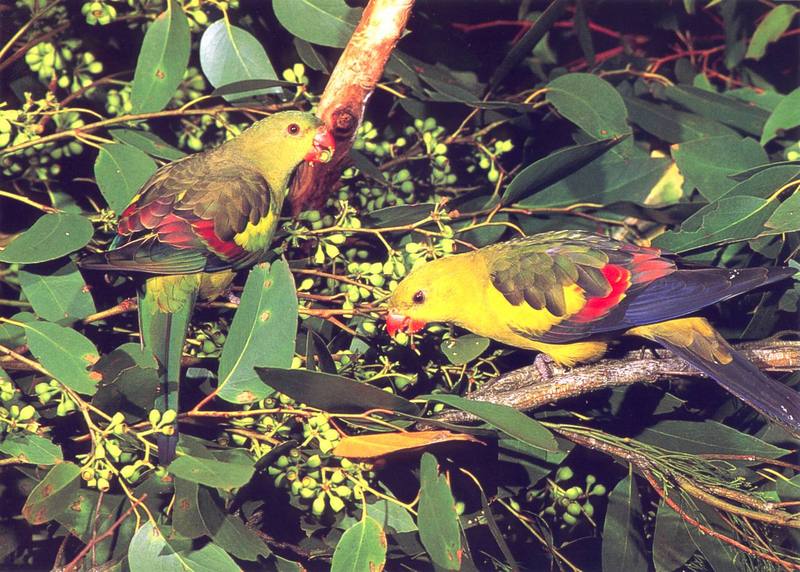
[630,318,800,437]
[139,276,198,464]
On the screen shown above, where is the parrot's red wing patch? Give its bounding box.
[574,264,631,322]
[629,251,673,283]
[192,219,246,259]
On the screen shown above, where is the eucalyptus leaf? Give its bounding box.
[22,462,81,525]
[761,87,800,145]
[0,213,93,264]
[418,453,462,570]
[331,517,387,572]
[18,259,96,322]
[272,0,360,48]
[130,0,190,113]
[94,143,157,214]
[602,471,648,571]
[24,320,101,395]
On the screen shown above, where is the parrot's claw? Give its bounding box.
[226,291,241,306]
[534,353,556,381]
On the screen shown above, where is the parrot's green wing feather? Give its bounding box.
[487,231,614,317]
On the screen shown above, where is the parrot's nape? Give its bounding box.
[81,111,334,464]
[385,230,800,436]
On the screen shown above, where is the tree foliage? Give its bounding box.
[0,0,799,570]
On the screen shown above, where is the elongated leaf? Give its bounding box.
[333,430,482,459]
[425,394,559,454]
[663,85,769,136]
[766,190,800,232]
[272,0,360,48]
[518,151,669,209]
[340,499,417,534]
[255,367,419,415]
[624,96,737,143]
[294,37,329,72]
[168,455,254,489]
[636,420,789,457]
[489,0,569,89]
[672,135,768,201]
[654,195,776,252]
[130,0,190,113]
[652,501,697,572]
[0,433,62,464]
[730,160,800,181]
[546,74,630,141]
[22,462,80,524]
[18,259,96,322]
[24,320,101,395]
[194,486,271,560]
[761,87,800,145]
[502,136,625,205]
[200,21,281,102]
[110,128,186,160]
[211,79,298,98]
[0,213,93,264]
[746,5,798,61]
[94,143,157,213]
[128,522,240,572]
[441,334,490,365]
[331,516,387,572]
[218,260,298,403]
[418,453,462,570]
[602,470,648,571]
[172,478,206,539]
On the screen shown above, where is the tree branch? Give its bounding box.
[435,340,800,423]
[289,0,415,214]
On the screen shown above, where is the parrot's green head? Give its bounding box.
[237,110,335,185]
[385,255,471,337]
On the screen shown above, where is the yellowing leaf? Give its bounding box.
[333,430,482,459]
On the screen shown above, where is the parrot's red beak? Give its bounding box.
[385,312,426,337]
[305,127,335,164]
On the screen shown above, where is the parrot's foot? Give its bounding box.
[534,353,556,380]
[225,291,241,305]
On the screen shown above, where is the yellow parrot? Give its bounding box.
[385,230,800,435]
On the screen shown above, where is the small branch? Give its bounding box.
[289,0,415,214]
[60,494,147,572]
[435,340,800,423]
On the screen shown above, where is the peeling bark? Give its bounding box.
[289,0,415,214]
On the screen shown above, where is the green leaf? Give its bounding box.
[130,0,191,113]
[636,420,790,457]
[331,516,387,572]
[766,190,800,232]
[340,498,418,534]
[18,259,96,322]
[424,394,559,454]
[518,151,670,209]
[0,213,93,264]
[672,135,768,201]
[217,260,299,404]
[761,87,800,145]
[663,85,769,136]
[653,195,776,252]
[418,453,462,570]
[91,343,160,422]
[502,136,626,205]
[0,433,62,465]
[272,0,361,48]
[602,471,648,571]
[255,367,419,415]
[489,0,570,89]
[168,455,254,489]
[55,490,132,563]
[21,462,81,524]
[193,486,271,560]
[128,522,240,572]
[200,20,281,102]
[546,73,630,141]
[110,128,186,161]
[777,473,800,503]
[746,5,798,61]
[173,478,206,539]
[24,320,101,395]
[441,334,490,366]
[652,501,698,572]
[94,143,158,213]
[718,165,800,200]
[294,37,330,73]
[624,96,737,143]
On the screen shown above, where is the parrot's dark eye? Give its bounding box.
[412,290,425,304]
[287,123,301,135]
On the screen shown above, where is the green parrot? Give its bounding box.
[81,111,335,463]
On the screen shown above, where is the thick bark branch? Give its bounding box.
[435,340,800,423]
[289,0,415,214]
